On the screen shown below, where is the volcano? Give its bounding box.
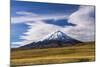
[20,31,82,49]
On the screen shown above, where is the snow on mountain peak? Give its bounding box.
[40,30,72,41]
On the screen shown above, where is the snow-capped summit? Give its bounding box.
[20,30,82,49]
[41,30,77,42]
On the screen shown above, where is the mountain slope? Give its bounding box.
[20,31,82,49]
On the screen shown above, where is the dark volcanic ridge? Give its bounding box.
[20,31,82,49]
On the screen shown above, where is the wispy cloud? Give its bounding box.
[11,11,69,23]
[12,5,95,47]
[11,42,23,48]
[64,6,95,41]
[20,21,62,45]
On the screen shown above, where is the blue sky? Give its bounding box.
[11,0,95,48]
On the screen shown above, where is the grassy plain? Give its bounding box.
[11,42,95,66]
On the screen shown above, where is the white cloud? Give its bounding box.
[63,6,95,42]
[11,42,23,48]
[19,21,62,45]
[12,6,95,47]
[16,11,37,16]
[11,11,68,23]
